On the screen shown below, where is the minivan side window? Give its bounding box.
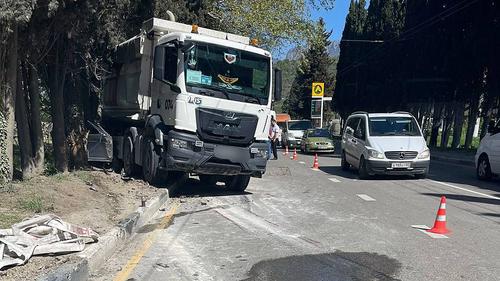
[345,117,360,135]
[355,118,366,140]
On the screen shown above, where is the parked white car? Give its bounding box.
[341,112,430,179]
[475,122,500,180]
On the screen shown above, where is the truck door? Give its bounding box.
[86,122,113,163]
[152,42,179,125]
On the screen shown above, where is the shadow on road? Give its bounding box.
[241,251,401,281]
[421,193,500,206]
[428,160,500,195]
[169,178,252,198]
[319,166,416,181]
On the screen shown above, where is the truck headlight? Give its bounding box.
[368,149,384,159]
[171,138,188,149]
[418,149,430,159]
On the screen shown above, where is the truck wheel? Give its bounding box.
[225,175,251,192]
[199,175,218,186]
[123,136,138,177]
[143,138,165,185]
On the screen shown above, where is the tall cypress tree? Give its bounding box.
[285,18,334,120]
[333,0,367,118]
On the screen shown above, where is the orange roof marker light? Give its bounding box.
[191,24,199,34]
[250,38,259,46]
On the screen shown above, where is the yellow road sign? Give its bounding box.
[312,82,324,98]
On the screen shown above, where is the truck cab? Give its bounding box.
[93,18,282,191]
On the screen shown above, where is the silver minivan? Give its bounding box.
[341,112,430,179]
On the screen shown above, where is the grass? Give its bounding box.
[18,194,53,213]
[0,213,25,229]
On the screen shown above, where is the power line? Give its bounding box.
[337,0,481,77]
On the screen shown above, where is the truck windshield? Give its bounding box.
[288,120,313,131]
[369,117,421,136]
[183,42,270,104]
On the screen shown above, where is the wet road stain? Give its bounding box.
[241,251,401,281]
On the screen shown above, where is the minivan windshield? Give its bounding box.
[288,120,313,131]
[369,117,421,136]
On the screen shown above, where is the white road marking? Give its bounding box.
[429,180,500,200]
[356,194,376,201]
[299,161,305,164]
[411,225,448,239]
[329,178,341,183]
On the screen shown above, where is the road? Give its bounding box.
[91,151,500,281]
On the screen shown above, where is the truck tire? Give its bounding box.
[225,175,250,192]
[199,175,218,186]
[142,138,165,185]
[123,136,138,177]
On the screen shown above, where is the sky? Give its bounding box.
[310,0,352,42]
[276,0,352,59]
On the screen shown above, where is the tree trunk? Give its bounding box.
[451,100,465,148]
[429,103,443,147]
[15,64,35,179]
[3,24,18,181]
[440,104,453,148]
[48,42,68,172]
[28,64,44,174]
[465,96,480,149]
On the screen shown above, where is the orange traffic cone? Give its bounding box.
[291,148,298,160]
[428,196,450,234]
[312,154,320,170]
[283,146,289,156]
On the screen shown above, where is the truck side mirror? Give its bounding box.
[273,68,282,102]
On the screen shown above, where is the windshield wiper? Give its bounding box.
[198,88,230,100]
[244,95,262,105]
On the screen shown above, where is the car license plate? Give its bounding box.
[391,162,411,168]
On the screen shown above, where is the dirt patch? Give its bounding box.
[0,170,163,280]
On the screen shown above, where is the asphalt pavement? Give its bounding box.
[91,150,500,281]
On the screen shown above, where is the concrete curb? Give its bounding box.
[36,178,183,281]
[431,155,475,167]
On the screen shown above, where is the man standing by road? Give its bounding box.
[269,118,280,160]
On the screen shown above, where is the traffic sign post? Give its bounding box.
[311,82,327,128]
[312,82,324,98]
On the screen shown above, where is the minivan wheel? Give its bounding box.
[358,157,370,180]
[477,155,492,181]
[341,151,350,171]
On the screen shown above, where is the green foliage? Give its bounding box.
[207,0,335,52]
[284,18,334,119]
[19,194,44,213]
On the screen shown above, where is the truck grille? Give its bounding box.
[196,108,258,146]
[385,151,418,160]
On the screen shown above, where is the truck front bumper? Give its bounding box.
[163,131,268,177]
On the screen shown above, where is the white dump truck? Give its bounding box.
[86,17,282,191]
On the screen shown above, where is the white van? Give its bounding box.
[475,121,500,180]
[341,112,430,179]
